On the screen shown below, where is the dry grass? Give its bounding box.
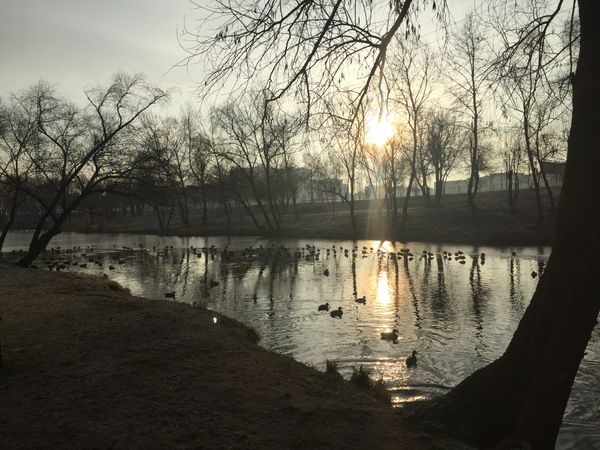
[0,265,464,449]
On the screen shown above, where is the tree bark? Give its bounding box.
[407,3,599,448]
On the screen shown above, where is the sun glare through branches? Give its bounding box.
[365,111,395,147]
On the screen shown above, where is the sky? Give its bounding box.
[0,0,203,106]
[0,0,476,108]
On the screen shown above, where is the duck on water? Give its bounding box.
[380,329,399,342]
[406,350,418,367]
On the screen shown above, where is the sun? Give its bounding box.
[365,111,395,147]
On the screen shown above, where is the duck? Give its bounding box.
[330,307,343,318]
[355,296,367,304]
[531,271,538,279]
[318,302,330,312]
[380,329,399,342]
[210,279,220,287]
[164,291,176,299]
[323,268,330,276]
[405,350,418,367]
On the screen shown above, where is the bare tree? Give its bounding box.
[131,149,178,230]
[498,61,548,226]
[424,110,464,205]
[447,11,491,214]
[15,74,167,267]
[272,114,303,219]
[381,131,409,223]
[312,96,367,234]
[182,106,212,225]
[502,130,524,213]
[138,115,193,226]
[530,90,567,210]
[210,93,298,232]
[389,38,436,222]
[188,136,212,224]
[179,0,445,124]
[0,92,38,250]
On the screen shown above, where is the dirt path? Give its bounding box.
[0,266,464,449]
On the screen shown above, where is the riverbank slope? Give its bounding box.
[0,266,463,449]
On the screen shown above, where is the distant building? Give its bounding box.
[443,166,564,196]
[540,161,566,187]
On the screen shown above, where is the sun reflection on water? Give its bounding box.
[376,269,392,305]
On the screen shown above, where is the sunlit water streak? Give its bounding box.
[2,231,598,449]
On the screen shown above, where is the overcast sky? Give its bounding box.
[0,0,203,105]
[1,0,477,110]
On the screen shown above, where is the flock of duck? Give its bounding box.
[317,301,416,365]
[7,240,546,369]
[11,242,540,273]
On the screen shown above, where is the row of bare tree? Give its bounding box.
[1,7,570,262]
[0,70,566,261]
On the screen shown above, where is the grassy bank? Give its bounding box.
[68,188,558,246]
[0,266,465,449]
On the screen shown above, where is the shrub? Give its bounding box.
[325,359,343,380]
[350,365,372,389]
[350,365,391,404]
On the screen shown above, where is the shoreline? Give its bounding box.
[97,225,554,247]
[0,265,467,449]
[66,189,557,247]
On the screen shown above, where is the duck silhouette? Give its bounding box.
[318,302,330,312]
[330,307,343,318]
[406,350,418,367]
[380,329,399,342]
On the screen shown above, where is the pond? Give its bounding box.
[2,231,599,448]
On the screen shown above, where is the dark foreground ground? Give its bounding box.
[0,266,470,449]
[70,188,559,246]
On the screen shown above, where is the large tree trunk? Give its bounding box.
[0,186,20,252]
[17,192,90,267]
[17,227,61,268]
[407,3,599,448]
